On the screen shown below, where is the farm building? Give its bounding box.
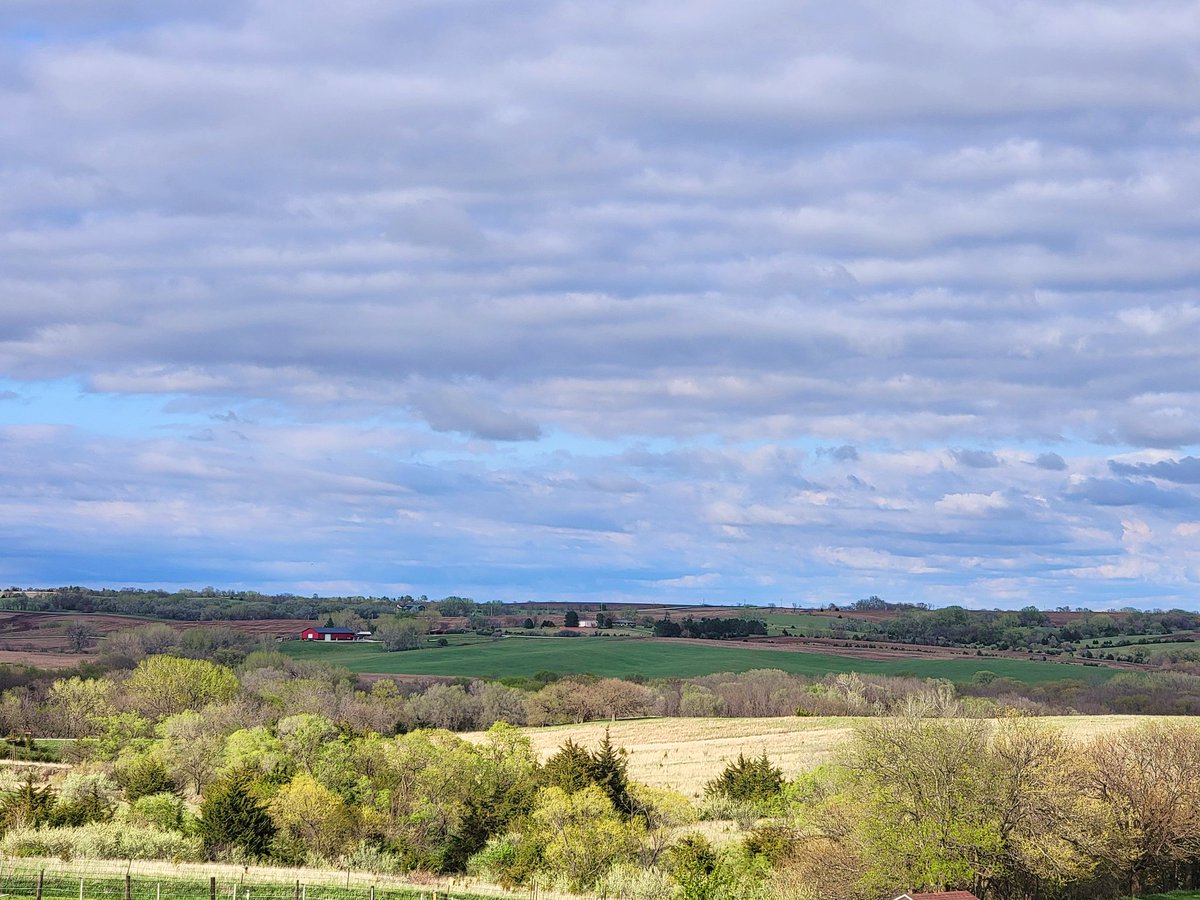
[300,626,356,641]
[893,892,981,900]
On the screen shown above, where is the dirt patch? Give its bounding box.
[0,611,311,657]
[0,649,87,670]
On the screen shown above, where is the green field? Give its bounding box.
[281,636,1119,684]
[756,612,838,634]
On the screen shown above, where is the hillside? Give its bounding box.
[462,714,1191,799]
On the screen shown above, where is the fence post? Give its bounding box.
[370,887,375,900]
[79,876,84,900]
[293,880,299,900]
[35,870,44,900]
[210,876,217,900]
[125,873,132,900]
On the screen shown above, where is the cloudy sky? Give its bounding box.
[3,1,1200,608]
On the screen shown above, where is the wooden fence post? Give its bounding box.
[125,873,132,900]
[35,870,44,900]
[210,875,217,900]
[293,879,299,900]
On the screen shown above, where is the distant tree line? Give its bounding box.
[652,616,768,639]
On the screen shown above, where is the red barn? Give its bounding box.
[301,627,356,641]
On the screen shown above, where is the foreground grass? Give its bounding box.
[0,857,582,900]
[282,635,1118,684]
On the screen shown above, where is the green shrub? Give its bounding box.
[125,792,185,832]
[467,833,543,888]
[118,754,177,801]
[1,822,202,861]
[705,752,784,805]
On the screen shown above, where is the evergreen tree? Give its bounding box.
[542,739,595,793]
[704,751,783,803]
[50,782,113,827]
[564,610,580,628]
[197,770,276,860]
[0,772,57,829]
[589,729,635,818]
[120,755,177,801]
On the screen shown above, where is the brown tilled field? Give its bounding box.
[0,612,307,665]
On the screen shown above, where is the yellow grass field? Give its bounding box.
[464,715,1197,799]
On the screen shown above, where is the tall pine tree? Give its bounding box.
[197,769,276,860]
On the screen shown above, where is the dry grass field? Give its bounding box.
[464,715,1197,799]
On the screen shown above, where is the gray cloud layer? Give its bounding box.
[2,1,1200,605]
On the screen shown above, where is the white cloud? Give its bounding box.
[2,1,1200,605]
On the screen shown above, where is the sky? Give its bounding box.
[3,1,1200,609]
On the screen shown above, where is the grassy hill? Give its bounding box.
[461,714,1189,800]
[281,634,1119,684]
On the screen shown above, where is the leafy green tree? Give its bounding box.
[123,655,240,720]
[438,596,476,617]
[44,676,117,737]
[440,723,540,871]
[159,710,225,795]
[277,714,338,773]
[375,615,428,651]
[269,772,358,858]
[532,785,643,891]
[198,770,276,859]
[223,727,290,780]
[849,717,1001,895]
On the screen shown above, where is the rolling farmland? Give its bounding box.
[281,634,1120,684]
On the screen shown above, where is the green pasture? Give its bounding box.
[756,612,837,633]
[281,635,1118,684]
[1081,638,1199,657]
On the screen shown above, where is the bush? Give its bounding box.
[705,752,784,805]
[467,833,543,888]
[125,792,185,832]
[118,754,177,801]
[1,822,202,861]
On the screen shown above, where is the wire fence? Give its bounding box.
[0,859,574,900]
